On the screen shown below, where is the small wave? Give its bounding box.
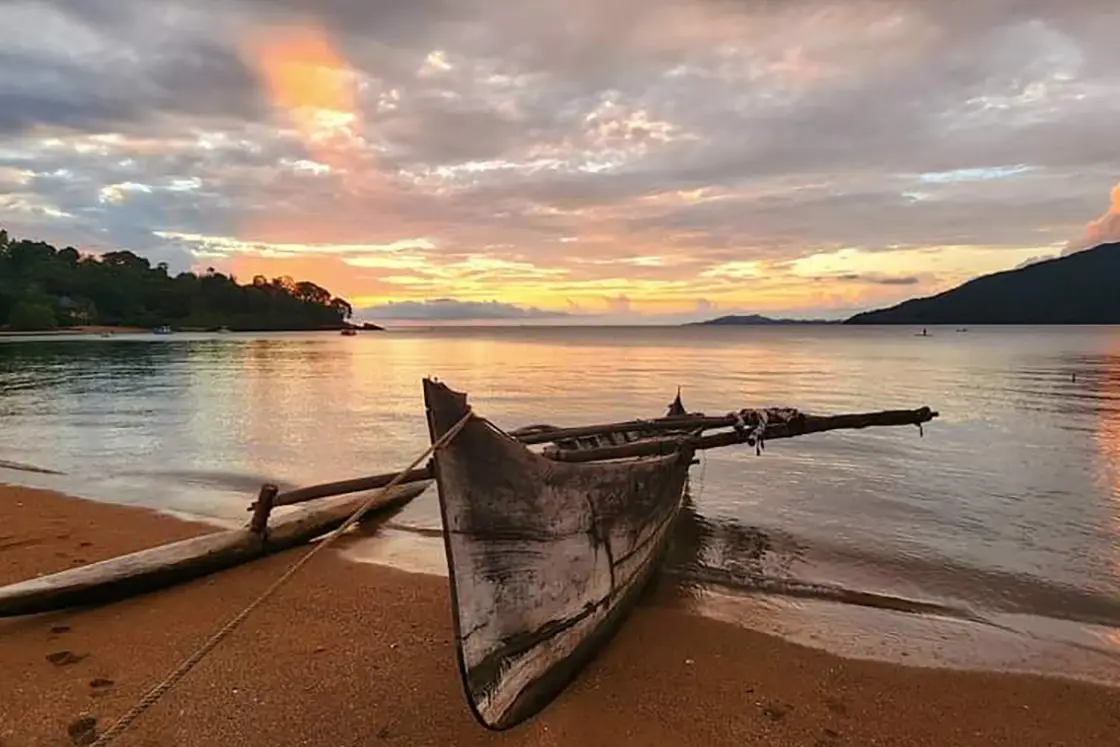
[0,458,64,475]
[111,468,297,495]
[799,538,1120,631]
[665,501,1120,634]
[668,563,1000,628]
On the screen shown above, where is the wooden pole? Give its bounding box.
[249,484,278,534]
[542,406,938,463]
[509,414,731,444]
[510,403,940,446]
[268,466,433,508]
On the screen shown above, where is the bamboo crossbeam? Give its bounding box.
[510,414,727,444]
[541,406,939,463]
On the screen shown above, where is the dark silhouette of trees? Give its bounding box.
[0,229,353,331]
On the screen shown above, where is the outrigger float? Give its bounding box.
[0,378,937,731]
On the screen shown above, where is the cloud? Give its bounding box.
[1,0,1119,319]
[835,273,921,286]
[1013,254,1058,269]
[1063,182,1120,255]
[359,298,570,321]
[0,5,264,137]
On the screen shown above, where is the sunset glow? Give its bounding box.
[2,1,1118,322]
[1086,183,1120,246]
[243,24,362,171]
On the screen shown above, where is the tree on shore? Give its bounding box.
[0,229,353,331]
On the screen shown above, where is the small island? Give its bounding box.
[0,229,356,333]
[688,314,839,326]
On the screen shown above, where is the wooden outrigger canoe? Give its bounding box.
[0,481,429,618]
[423,378,937,730]
[0,376,938,736]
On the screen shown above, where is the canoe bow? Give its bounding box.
[423,378,695,730]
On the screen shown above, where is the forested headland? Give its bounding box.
[845,241,1120,325]
[0,229,354,332]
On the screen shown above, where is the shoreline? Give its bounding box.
[7,475,1120,685]
[9,479,1120,694]
[2,484,1118,746]
[0,324,379,337]
[0,325,148,337]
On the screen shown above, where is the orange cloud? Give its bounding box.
[235,23,410,251]
[1086,183,1120,245]
[1065,183,1120,255]
[241,23,361,171]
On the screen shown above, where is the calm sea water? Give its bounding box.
[2,325,1119,684]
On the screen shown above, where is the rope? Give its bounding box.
[90,410,475,747]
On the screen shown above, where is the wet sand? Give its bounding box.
[1,484,1118,747]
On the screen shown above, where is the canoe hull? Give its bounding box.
[0,481,429,618]
[424,379,694,730]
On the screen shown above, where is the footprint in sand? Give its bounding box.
[46,650,88,666]
[762,702,791,722]
[67,715,97,746]
[90,678,115,697]
[813,727,843,746]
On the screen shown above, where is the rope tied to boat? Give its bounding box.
[88,409,476,747]
[725,407,802,455]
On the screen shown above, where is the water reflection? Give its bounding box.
[656,483,1120,684]
[666,487,800,584]
[1090,345,1120,637]
[0,340,173,399]
[664,488,988,622]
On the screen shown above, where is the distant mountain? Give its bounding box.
[845,242,1120,325]
[690,314,838,326]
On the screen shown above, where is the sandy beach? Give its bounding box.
[1,484,1118,747]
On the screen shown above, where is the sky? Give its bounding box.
[1,0,1119,324]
